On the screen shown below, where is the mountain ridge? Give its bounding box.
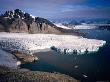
[0,9,61,34]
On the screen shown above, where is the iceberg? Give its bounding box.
[0,32,106,55]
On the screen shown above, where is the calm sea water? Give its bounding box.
[21,29,110,82]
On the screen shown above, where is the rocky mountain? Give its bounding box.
[0,9,61,34]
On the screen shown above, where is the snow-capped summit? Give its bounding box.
[30,14,36,21]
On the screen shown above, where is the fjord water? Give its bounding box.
[21,29,110,81]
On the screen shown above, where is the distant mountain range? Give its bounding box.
[0,9,62,34]
[51,18,110,25]
[3,9,109,35]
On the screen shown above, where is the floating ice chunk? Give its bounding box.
[83,74,88,78]
[74,65,79,69]
[17,61,21,66]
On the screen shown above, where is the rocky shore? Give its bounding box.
[14,51,38,63]
[0,66,80,82]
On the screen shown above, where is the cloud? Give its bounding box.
[57,7,110,18]
[0,0,86,11]
[0,0,110,19]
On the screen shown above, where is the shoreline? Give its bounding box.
[0,48,80,82]
[0,65,80,82]
[0,32,107,82]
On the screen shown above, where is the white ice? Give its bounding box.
[54,23,72,29]
[73,23,97,29]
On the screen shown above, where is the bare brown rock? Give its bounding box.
[0,24,5,32]
[0,9,81,35]
[0,66,80,82]
[14,51,38,63]
[9,19,28,33]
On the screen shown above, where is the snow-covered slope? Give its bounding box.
[0,49,21,68]
[54,23,71,29]
[0,32,106,55]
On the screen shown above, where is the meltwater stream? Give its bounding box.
[21,29,110,82]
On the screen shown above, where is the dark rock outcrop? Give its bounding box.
[0,24,5,32]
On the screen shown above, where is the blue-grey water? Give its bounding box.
[21,29,110,82]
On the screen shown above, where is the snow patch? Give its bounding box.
[0,49,20,68]
[54,23,71,29]
[30,14,36,21]
[73,24,97,29]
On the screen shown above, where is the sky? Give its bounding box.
[0,0,110,19]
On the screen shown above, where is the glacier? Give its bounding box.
[0,32,106,55]
[73,24,98,29]
[54,23,98,30]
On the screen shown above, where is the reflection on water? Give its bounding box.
[21,29,110,81]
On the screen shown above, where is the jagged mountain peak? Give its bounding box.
[0,9,61,34]
[0,9,54,26]
[1,9,36,20]
[0,9,80,35]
